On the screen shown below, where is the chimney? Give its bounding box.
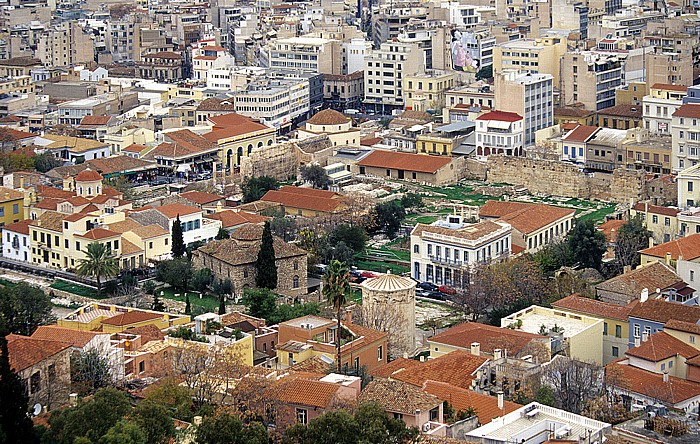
[345,308,352,324]
[634,336,641,347]
[471,342,481,356]
[642,331,649,342]
[19,176,24,189]
[494,348,503,359]
[648,237,654,248]
[69,393,78,406]
[497,391,504,411]
[663,371,669,383]
[665,252,672,265]
[623,265,631,274]
[641,288,649,303]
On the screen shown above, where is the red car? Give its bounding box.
[361,271,378,279]
[438,285,456,295]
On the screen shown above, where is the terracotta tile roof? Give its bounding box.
[307,109,350,126]
[3,219,31,235]
[123,143,146,153]
[6,334,70,372]
[37,186,75,199]
[412,220,509,243]
[261,189,342,213]
[180,190,224,205]
[598,104,643,118]
[75,168,103,182]
[651,83,688,92]
[196,98,236,112]
[343,322,387,348]
[0,186,23,202]
[596,262,682,301]
[626,331,699,362]
[0,57,41,66]
[102,310,162,326]
[155,203,201,219]
[359,379,442,414]
[429,322,545,356]
[640,233,700,260]
[673,103,700,119]
[66,196,90,206]
[163,129,215,154]
[288,356,332,374]
[629,299,700,324]
[665,319,700,335]
[554,107,595,118]
[360,137,383,146]
[79,115,113,126]
[126,324,165,343]
[371,357,423,378]
[608,362,700,404]
[121,239,143,255]
[64,212,91,222]
[632,202,679,217]
[41,135,108,154]
[86,156,157,175]
[479,201,575,235]
[28,210,65,232]
[107,218,143,234]
[277,378,340,408]
[597,219,626,243]
[193,55,217,61]
[196,234,306,266]
[131,224,169,239]
[562,125,600,143]
[552,294,637,321]
[203,118,271,142]
[475,110,522,122]
[422,380,521,424]
[358,150,452,174]
[76,227,120,240]
[0,127,35,141]
[31,325,103,348]
[205,210,267,228]
[391,351,489,390]
[144,51,182,60]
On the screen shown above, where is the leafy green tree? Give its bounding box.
[0,282,55,336]
[143,379,193,422]
[615,215,651,270]
[269,213,296,241]
[374,201,405,238]
[34,153,64,173]
[99,420,146,444]
[300,164,331,189]
[131,400,175,444]
[171,216,186,258]
[242,288,277,321]
[71,348,112,395]
[476,64,493,80]
[329,224,367,254]
[268,303,321,325]
[191,268,214,293]
[565,219,607,270]
[354,402,418,444]
[323,260,350,372]
[255,221,277,289]
[156,258,193,291]
[322,240,356,265]
[532,240,573,276]
[0,333,37,444]
[286,409,358,444]
[212,279,233,298]
[195,412,269,444]
[400,192,423,209]
[76,242,119,295]
[142,280,157,295]
[242,176,278,203]
[215,227,229,240]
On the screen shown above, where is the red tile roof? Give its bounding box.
[76,227,120,240]
[640,233,700,260]
[629,299,700,324]
[475,110,522,122]
[155,203,201,219]
[651,83,688,92]
[387,350,489,390]
[358,150,452,174]
[665,319,700,335]
[123,144,146,153]
[101,310,162,326]
[552,294,637,321]
[75,168,103,182]
[429,322,546,356]
[204,113,271,142]
[673,103,700,119]
[6,334,70,372]
[261,189,342,213]
[0,127,35,141]
[165,129,215,153]
[31,325,103,348]
[422,380,521,424]
[371,357,422,378]
[205,210,268,228]
[626,331,699,362]
[359,379,442,414]
[277,378,340,408]
[632,202,680,217]
[307,109,350,126]
[479,201,575,235]
[180,190,224,205]
[79,115,113,126]
[597,219,626,243]
[37,186,75,200]
[562,125,599,143]
[3,219,31,235]
[608,362,700,404]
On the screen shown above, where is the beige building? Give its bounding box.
[671,103,700,173]
[295,109,360,148]
[645,51,693,89]
[267,36,342,75]
[560,51,623,111]
[364,41,425,113]
[137,52,183,82]
[356,150,458,186]
[492,37,567,86]
[36,22,94,67]
[403,70,456,113]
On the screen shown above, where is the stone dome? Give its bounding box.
[360,272,416,292]
[75,168,103,182]
[307,109,350,126]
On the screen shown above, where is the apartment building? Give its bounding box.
[644,83,688,136]
[560,51,622,112]
[644,51,694,90]
[403,70,456,112]
[493,37,567,85]
[372,5,428,48]
[267,36,342,75]
[36,22,93,67]
[137,52,184,83]
[672,103,700,173]
[475,111,524,157]
[364,41,425,114]
[494,70,554,146]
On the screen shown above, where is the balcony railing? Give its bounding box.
[428,255,463,266]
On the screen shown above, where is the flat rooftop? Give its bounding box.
[283,315,334,329]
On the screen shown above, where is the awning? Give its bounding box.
[176,164,191,172]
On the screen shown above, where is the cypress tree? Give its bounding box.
[0,332,36,443]
[184,294,191,315]
[255,221,277,289]
[152,293,165,312]
[218,294,226,315]
[171,215,186,258]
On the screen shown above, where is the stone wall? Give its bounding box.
[240,142,298,180]
[485,156,646,203]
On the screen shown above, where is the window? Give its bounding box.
[691,335,695,344]
[612,346,619,357]
[354,357,360,370]
[293,275,299,289]
[296,408,308,424]
[12,204,18,215]
[30,371,40,395]
[378,345,383,361]
[652,215,658,224]
[414,245,419,253]
[634,324,640,337]
[691,270,695,282]
[139,361,145,373]
[689,181,694,193]
[661,363,666,371]
[615,325,622,338]
[665,217,670,226]
[603,322,608,336]
[669,360,673,368]
[293,260,298,271]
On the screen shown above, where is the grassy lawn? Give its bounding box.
[347,288,362,304]
[414,216,438,224]
[355,259,409,275]
[157,287,220,312]
[577,205,617,224]
[50,279,101,299]
[0,278,19,288]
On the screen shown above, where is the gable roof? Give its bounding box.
[422,380,521,424]
[3,219,31,235]
[277,378,340,408]
[479,201,575,235]
[552,294,638,321]
[154,203,201,219]
[386,350,489,390]
[205,210,268,228]
[359,379,442,414]
[608,362,700,405]
[165,129,215,152]
[665,319,700,335]
[371,357,423,378]
[79,115,113,126]
[475,110,522,122]
[673,103,700,119]
[429,322,546,356]
[261,189,342,213]
[0,127,35,142]
[357,150,452,174]
[640,233,700,261]
[597,219,626,243]
[562,125,600,143]
[633,202,680,217]
[6,334,70,372]
[595,261,682,300]
[629,299,700,324]
[31,325,104,348]
[204,113,271,141]
[180,190,224,205]
[76,228,120,240]
[625,331,699,362]
[102,310,162,326]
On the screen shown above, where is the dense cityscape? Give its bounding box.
[1,0,700,443]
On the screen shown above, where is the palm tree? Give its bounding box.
[322,260,350,373]
[76,242,119,295]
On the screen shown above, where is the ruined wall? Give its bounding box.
[240,142,299,180]
[485,156,645,203]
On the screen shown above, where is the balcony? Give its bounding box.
[428,255,463,266]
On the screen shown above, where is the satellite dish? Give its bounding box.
[32,403,42,416]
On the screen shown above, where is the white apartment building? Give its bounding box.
[475,110,524,157]
[444,3,493,27]
[2,220,30,262]
[460,28,496,69]
[671,103,700,173]
[677,164,700,209]
[191,42,235,82]
[364,41,425,113]
[343,38,371,74]
[643,83,687,135]
[410,215,512,286]
[152,204,222,247]
[232,77,310,130]
[267,36,342,75]
[495,70,554,146]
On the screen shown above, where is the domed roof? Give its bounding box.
[361,272,416,292]
[75,168,103,182]
[307,109,350,126]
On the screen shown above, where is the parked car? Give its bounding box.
[438,285,456,295]
[425,291,445,301]
[149,178,168,186]
[417,282,439,292]
[196,172,212,180]
[349,275,366,284]
[361,270,378,279]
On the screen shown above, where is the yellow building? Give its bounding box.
[260,185,345,217]
[552,294,637,365]
[204,113,277,169]
[58,303,191,332]
[103,127,156,156]
[0,186,26,227]
[493,37,568,86]
[0,75,34,95]
[629,201,679,244]
[404,70,457,112]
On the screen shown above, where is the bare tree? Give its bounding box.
[450,265,489,321]
[541,356,603,414]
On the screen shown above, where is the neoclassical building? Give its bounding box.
[204,113,277,170]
